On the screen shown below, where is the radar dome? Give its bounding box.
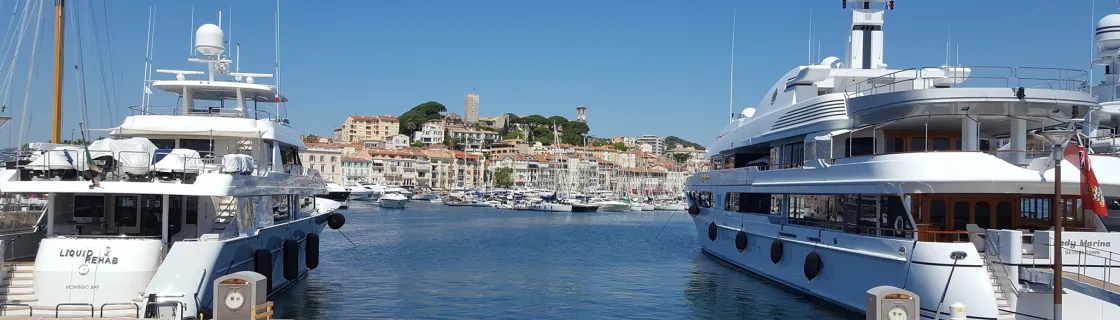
[820,56,844,69]
[195,24,225,57]
[1097,14,1120,52]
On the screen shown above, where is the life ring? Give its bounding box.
[306,233,320,270]
[735,231,747,252]
[893,216,905,237]
[283,239,299,281]
[804,251,824,280]
[707,223,718,241]
[253,249,273,295]
[328,213,346,230]
[770,239,783,264]
[687,204,700,216]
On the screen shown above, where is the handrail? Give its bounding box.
[983,232,1021,297]
[55,302,94,318]
[843,65,1088,97]
[1031,241,1118,289]
[129,105,280,122]
[100,302,140,318]
[0,303,31,317]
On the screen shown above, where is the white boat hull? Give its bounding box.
[531,203,572,212]
[641,204,656,211]
[692,208,1003,320]
[597,203,629,212]
[379,198,408,208]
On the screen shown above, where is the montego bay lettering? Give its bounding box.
[58,249,119,265]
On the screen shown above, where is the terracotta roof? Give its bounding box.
[349,115,399,122]
[367,148,419,157]
[342,155,372,162]
[452,150,480,159]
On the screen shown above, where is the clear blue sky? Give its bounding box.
[0,0,1109,148]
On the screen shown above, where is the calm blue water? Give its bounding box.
[271,201,858,319]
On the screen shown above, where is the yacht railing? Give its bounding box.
[1028,241,1119,288]
[844,65,1088,97]
[128,106,286,123]
[16,149,287,183]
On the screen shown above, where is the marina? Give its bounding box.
[0,0,1116,319]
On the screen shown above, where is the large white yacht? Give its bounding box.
[687,2,1120,319]
[0,17,346,318]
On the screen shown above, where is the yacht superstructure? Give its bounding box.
[686,2,1120,319]
[0,16,346,318]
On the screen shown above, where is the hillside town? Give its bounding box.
[300,92,708,197]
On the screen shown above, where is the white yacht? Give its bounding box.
[687,2,1120,320]
[378,193,408,209]
[345,183,376,201]
[595,200,630,212]
[0,18,346,318]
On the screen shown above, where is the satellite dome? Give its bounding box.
[1097,14,1120,52]
[195,24,225,57]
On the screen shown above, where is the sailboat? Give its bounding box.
[0,5,344,318]
[530,122,572,212]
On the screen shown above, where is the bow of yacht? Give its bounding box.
[686,1,1120,319]
[0,18,346,319]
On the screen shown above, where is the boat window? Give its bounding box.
[932,138,951,151]
[168,196,183,236]
[73,195,105,219]
[995,201,1013,230]
[974,201,991,229]
[879,196,913,237]
[734,193,772,214]
[770,195,783,215]
[910,137,926,151]
[952,200,970,231]
[845,138,874,157]
[149,139,175,150]
[180,139,213,158]
[1021,197,1049,224]
[725,193,739,211]
[114,196,138,228]
[140,195,164,237]
[185,196,198,224]
[885,137,905,153]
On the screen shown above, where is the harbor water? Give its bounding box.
[272,201,859,319]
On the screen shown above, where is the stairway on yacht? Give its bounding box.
[0,261,142,317]
[980,253,1017,320]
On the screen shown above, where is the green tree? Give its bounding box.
[612,142,628,151]
[664,136,703,149]
[533,126,554,145]
[519,115,549,126]
[592,139,608,147]
[410,142,425,148]
[493,167,514,188]
[398,101,448,137]
[503,131,523,140]
[672,153,691,164]
[548,116,568,127]
[560,121,589,145]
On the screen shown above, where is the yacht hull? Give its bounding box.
[690,208,1002,320]
[531,203,572,212]
[378,199,408,209]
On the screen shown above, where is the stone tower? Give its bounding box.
[576,105,586,122]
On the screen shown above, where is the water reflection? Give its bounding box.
[271,202,858,319]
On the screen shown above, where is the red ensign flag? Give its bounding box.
[1065,144,1108,217]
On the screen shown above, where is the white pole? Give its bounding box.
[728,6,736,123]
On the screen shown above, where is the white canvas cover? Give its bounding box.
[153,149,204,173]
[86,138,158,175]
[24,147,81,171]
[222,154,256,174]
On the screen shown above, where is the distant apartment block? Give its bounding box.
[464,92,480,125]
[303,144,343,183]
[448,126,499,154]
[386,134,411,150]
[636,134,665,155]
[611,136,636,147]
[412,121,446,147]
[338,115,400,143]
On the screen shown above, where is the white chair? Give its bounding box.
[966,224,986,252]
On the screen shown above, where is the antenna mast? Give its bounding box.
[728,6,736,123]
[50,0,66,143]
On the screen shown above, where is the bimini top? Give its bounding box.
[152,80,288,103]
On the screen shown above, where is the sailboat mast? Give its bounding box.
[50,0,66,143]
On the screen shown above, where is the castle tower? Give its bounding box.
[465,91,479,125]
[576,105,586,122]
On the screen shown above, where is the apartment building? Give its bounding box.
[341,154,373,183]
[367,148,419,187]
[412,121,446,147]
[447,126,499,154]
[338,115,400,143]
[304,144,343,183]
[386,134,411,150]
[635,134,665,155]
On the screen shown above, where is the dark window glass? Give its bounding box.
[911,137,926,151]
[952,200,970,231]
[186,197,199,224]
[149,139,176,150]
[933,138,951,151]
[995,201,1013,230]
[74,196,105,218]
[114,196,137,227]
[726,193,739,211]
[974,201,992,229]
[847,137,875,156]
[180,139,214,158]
[886,137,905,153]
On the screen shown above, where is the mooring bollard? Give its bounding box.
[949,302,966,320]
